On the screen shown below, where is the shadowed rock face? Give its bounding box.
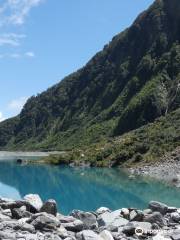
[0,0,179,151]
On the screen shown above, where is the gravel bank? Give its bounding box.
[129,147,180,187]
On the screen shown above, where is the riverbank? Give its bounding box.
[128,147,180,187]
[0,194,180,240]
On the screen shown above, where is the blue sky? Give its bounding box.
[0,0,154,121]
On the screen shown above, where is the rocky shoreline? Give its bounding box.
[0,194,180,239]
[129,147,180,187]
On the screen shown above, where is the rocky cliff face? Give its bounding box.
[0,0,179,151]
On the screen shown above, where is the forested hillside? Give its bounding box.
[0,0,179,155]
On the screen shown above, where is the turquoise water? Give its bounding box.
[0,157,180,214]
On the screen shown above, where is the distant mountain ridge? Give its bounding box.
[0,0,179,152]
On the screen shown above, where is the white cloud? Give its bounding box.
[0,112,5,122]
[0,51,35,59]
[0,33,26,47]
[25,51,35,57]
[0,0,44,26]
[8,96,28,112]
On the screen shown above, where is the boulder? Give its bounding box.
[97,210,128,228]
[14,222,35,233]
[167,207,177,213]
[64,237,76,240]
[171,212,180,223]
[143,209,152,215]
[99,230,114,240]
[144,212,166,227]
[96,207,111,215]
[129,210,144,222]
[71,210,97,229]
[77,230,103,240]
[121,208,129,219]
[0,231,16,240]
[11,207,32,219]
[57,225,69,239]
[24,194,43,212]
[58,215,77,223]
[62,219,84,232]
[153,232,171,240]
[171,232,180,240]
[1,209,12,217]
[40,199,57,216]
[149,201,168,215]
[30,212,60,231]
[0,212,11,221]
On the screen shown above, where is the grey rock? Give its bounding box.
[1,208,12,217]
[11,207,32,219]
[129,210,144,222]
[40,199,58,216]
[0,231,16,240]
[24,194,43,212]
[0,200,38,213]
[31,212,60,231]
[144,212,166,227]
[64,237,76,240]
[149,201,168,215]
[97,210,128,228]
[167,207,177,213]
[99,230,114,240]
[14,222,35,233]
[0,212,11,221]
[143,209,152,215]
[96,207,111,215]
[171,233,180,240]
[0,220,21,230]
[71,210,97,229]
[77,230,103,240]
[57,225,69,238]
[111,232,124,240]
[58,215,77,223]
[62,219,84,232]
[152,232,171,239]
[171,212,180,223]
[67,231,76,237]
[121,208,129,219]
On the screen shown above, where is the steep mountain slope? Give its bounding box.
[0,0,180,151]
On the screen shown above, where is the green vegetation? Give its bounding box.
[0,0,179,167]
[43,109,180,167]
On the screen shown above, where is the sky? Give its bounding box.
[0,0,154,121]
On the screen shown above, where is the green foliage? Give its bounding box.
[55,109,180,167]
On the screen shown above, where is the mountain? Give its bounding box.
[0,0,180,154]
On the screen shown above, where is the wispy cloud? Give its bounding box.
[0,112,5,122]
[0,51,35,59]
[8,96,28,112]
[0,0,44,26]
[0,1,44,58]
[25,51,35,57]
[0,33,26,47]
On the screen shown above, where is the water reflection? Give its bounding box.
[0,160,180,214]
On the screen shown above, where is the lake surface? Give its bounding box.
[0,153,180,215]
